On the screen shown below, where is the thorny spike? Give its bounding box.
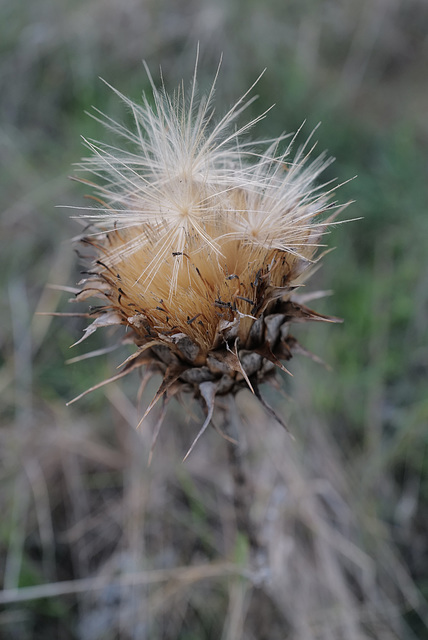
[226,340,255,394]
[136,365,185,428]
[251,376,293,437]
[148,396,169,466]
[183,381,217,461]
[66,360,141,406]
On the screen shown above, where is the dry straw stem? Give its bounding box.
[0,561,244,605]
[66,54,350,453]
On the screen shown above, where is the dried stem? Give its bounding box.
[222,400,292,636]
[223,399,264,562]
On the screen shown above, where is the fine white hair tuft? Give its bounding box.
[71,57,343,301]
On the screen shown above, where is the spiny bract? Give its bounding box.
[68,62,344,459]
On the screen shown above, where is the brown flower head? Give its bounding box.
[67,63,345,458]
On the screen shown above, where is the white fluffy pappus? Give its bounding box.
[70,58,345,301]
[66,55,353,364]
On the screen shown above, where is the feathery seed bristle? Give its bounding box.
[67,59,347,457]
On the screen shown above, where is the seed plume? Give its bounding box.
[67,60,346,458]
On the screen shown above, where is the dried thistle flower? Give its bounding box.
[67,62,345,458]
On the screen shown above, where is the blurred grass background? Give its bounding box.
[1,0,428,638]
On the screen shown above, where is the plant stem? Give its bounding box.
[223,400,261,557]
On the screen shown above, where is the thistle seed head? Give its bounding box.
[68,63,344,457]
